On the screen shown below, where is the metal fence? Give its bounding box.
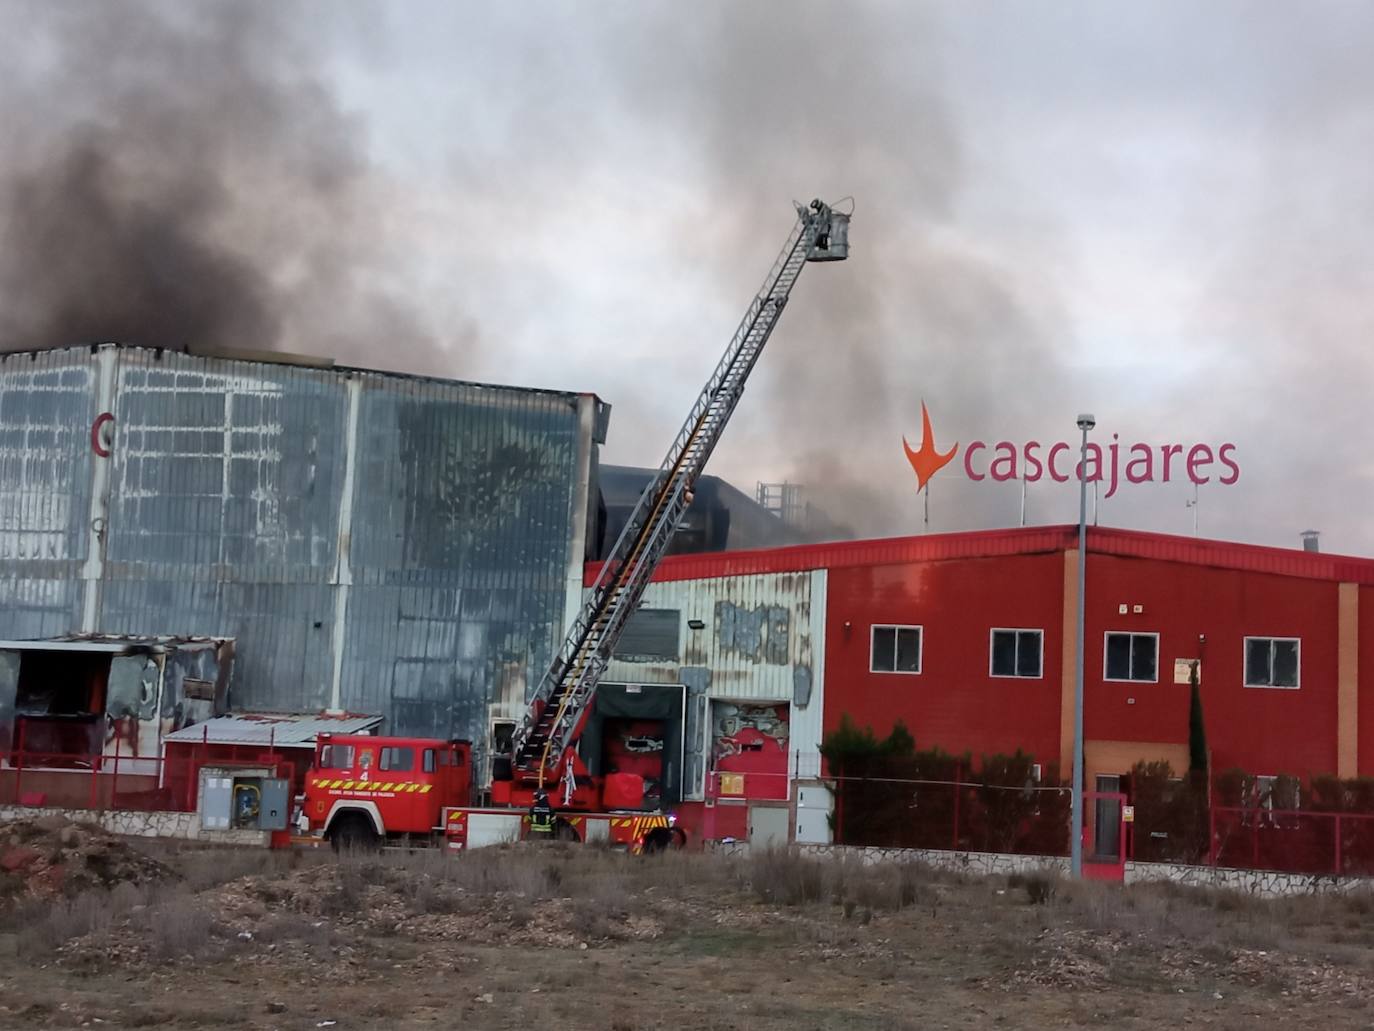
[1208,807,1374,878]
[709,762,1374,877]
[1,747,292,814]
[706,766,1072,857]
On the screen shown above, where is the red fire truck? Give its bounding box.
[301,732,682,853]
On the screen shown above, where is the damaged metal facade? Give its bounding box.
[0,635,231,762]
[598,569,826,800]
[0,344,603,746]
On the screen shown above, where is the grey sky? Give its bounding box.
[3,1,1371,552]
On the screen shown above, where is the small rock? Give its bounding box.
[237,931,254,942]
[266,1002,287,1014]
[579,942,589,950]
[476,994,494,1004]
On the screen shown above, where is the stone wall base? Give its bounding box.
[0,804,269,848]
[721,840,1373,898]
[1125,860,1373,898]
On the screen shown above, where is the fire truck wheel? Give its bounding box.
[329,812,381,852]
[553,818,580,843]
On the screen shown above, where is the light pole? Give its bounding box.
[1070,413,1095,877]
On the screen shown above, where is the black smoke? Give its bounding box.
[0,1,457,368]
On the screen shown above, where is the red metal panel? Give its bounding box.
[822,552,1066,767]
[1083,554,1339,777]
[1359,585,1374,778]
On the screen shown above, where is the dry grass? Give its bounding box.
[5,840,1374,1029]
[134,888,221,960]
[745,846,934,913]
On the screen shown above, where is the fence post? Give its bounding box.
[1335,813,1343,877]
[1209,797,1220,868]
[88,751,99,810]
[111,749,119,812]
[13,718,24,803]
[835,769,845,846]
[951,766,961,852]
[704,773,716,843]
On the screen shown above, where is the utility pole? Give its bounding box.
[1071,413,1095,878]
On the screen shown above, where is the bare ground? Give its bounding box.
[2,825,1374,1029]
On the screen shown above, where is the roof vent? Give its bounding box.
[1301,530,1320,553]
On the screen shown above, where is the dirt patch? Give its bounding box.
[0,816,173,900]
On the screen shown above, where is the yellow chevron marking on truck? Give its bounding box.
[420,785,433,793]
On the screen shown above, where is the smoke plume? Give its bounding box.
[586,3,1081,539]
[0,1,458,369]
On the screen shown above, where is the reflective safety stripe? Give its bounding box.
[420,785,433,793]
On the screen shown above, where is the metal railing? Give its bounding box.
[1,744,290,814]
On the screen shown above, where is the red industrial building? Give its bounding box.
[612,525,1374,847]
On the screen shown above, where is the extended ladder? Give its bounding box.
[510,199,851,785]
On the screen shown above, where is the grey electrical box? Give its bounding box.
[199,768,290,832]
[258,778,290,831]
[201,773,234,830]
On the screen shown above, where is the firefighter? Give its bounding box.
[528,788,555,841]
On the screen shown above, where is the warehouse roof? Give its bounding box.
[0,341,607,412]
[163,711,383,749]
[588,525,1374,586]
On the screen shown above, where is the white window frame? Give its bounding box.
[1243,636,1301,690]
[870,624,922,675]
[1102,631,1160,684]
[989,627,1045,680]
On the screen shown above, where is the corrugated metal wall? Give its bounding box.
[0,345,593,745]
[100,349,349,712]
[0,350,96,636]
[337,372,584,739]
[600,568,827,797]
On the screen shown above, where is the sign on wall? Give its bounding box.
[1173,658,1201,685]
[903,401,1240,497]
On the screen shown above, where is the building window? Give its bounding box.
[1104,632,1158,682]
[614,608,680,662]
[990,629,1043,679]
[1244,637,1300,689]
[871,625,922,674]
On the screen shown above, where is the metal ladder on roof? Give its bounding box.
[510,199,851,786]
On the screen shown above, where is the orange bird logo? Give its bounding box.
[903,401,957,492]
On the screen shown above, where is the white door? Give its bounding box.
[748,805,789,847]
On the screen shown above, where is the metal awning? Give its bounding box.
[0,634,232,655]
[163,711,383,749]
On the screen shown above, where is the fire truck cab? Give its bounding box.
[303,733,471,848]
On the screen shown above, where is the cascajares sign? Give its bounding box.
[903,402,1239,498]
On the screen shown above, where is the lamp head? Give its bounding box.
[1076,413,1096,431]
